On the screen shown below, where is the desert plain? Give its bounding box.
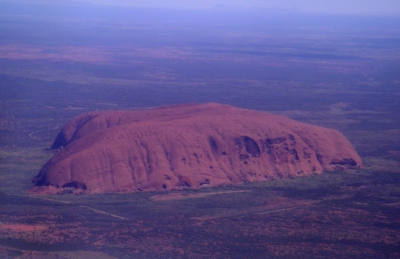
[1,3,400,258]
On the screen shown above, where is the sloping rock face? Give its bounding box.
[33,103,362,194]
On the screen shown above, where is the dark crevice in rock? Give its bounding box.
[200,179,210,185]
[61,181,87,190]
[330,158,357,166]
[290,149,300,161]
[208,136,218,153]
[242,136,261,158]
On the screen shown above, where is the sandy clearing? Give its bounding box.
[0,223,47,232]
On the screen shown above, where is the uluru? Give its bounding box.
[32,103,362,194]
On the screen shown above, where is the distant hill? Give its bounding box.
[32,103,361,194]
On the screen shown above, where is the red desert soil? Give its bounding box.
[32,103,361,194]
[0,223,47,232]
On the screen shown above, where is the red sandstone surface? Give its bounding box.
[32,103,361,193]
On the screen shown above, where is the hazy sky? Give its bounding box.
[2,0,400,15]
[83,0,400,15]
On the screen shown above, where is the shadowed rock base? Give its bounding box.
[32,103,362,194]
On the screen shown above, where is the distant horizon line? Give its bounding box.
[1,1,400,17]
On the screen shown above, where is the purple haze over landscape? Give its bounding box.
[1,0,400,257]
[1,0,400,15]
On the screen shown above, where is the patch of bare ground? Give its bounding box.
[0,220,92,246]
[150,190,248,201]
[388,150,400,158]
[0,223,47,232]
[0,246,117,259]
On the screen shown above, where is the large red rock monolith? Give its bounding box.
[32,103,361,193]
